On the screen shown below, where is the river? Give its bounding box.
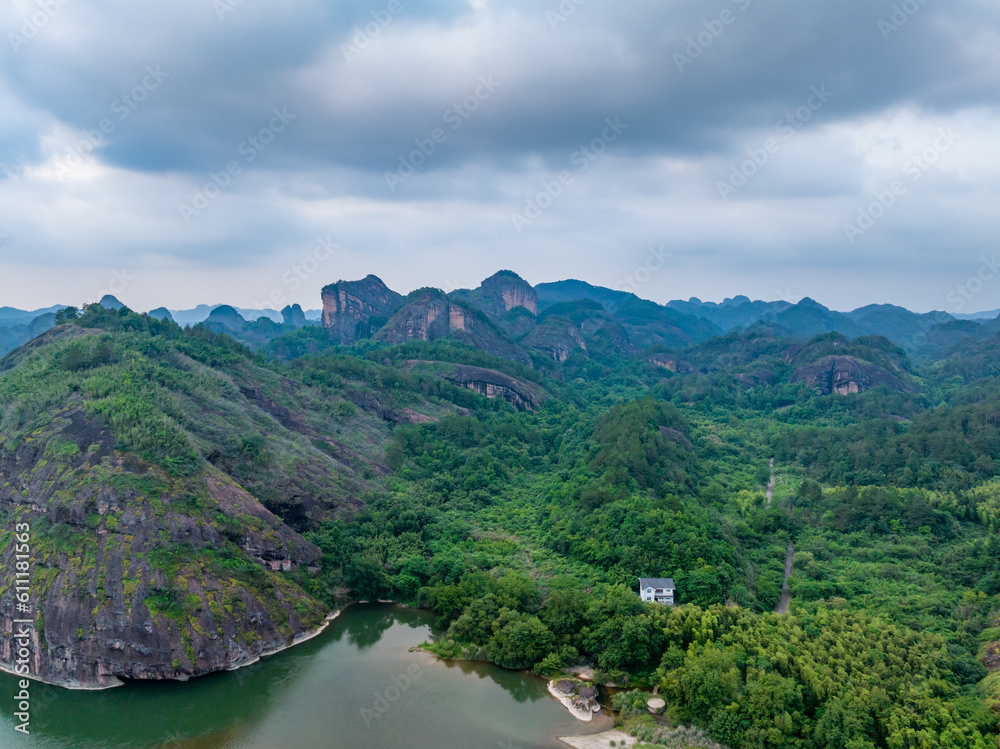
[0,603,612,748]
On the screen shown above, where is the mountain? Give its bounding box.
[0,305,477,688]
[147,307,174,322]
[0,304,67,327]
[166,305,294,326]
[374,288,533,366]
[0,313,58,356]
[3,285,1000,743]
[666,295,794,331]
[953,308,1000,320]
[281,304,307,327]
[322,275,404,344]
[523,299,631,362]
[98,294,126,310]
[535,280,722,346]
[204,304,246,331]
[450,270,537,321]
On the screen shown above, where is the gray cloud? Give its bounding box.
[0,0,999,313]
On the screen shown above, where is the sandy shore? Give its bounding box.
[558,730,637,748]
[547,680,596,722]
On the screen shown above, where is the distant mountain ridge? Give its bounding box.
[3,276,1000,362]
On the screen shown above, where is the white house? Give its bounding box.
[638,577,675,605]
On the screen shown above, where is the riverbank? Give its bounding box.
[224,606,348,673]
[558,730,637,749]
[547,681,597,722]
[1,604,353,691]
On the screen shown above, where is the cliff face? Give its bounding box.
[443,365,544,411]
[790,355,905,395]
[521,318,587,362]
[0,322,412,689]
[281,304,307,328]
[376,290,533,366]
[451,271,537,321]
[322,275,403,344]
[0,409,326,689]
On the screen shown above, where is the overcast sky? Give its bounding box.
[1,0,998,314]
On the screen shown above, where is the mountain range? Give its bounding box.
[4,275,996,361]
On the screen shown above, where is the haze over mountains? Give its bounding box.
[2,271,999,366]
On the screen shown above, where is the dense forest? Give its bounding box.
[4,301,1000,748]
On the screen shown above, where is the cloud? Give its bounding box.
[0,0,999,313]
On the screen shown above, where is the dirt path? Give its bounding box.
[775,542,794,614]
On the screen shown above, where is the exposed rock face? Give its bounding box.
[451,271,537,320]
[522,318,587,362]
[790,355,904,395]
[281,304,307,328]
[646,354,693,373]
[322,275,403,344]
[0,409,326,689]
[376,289,533,366]
[443,365,545,410]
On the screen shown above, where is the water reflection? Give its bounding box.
[0,604,608,749]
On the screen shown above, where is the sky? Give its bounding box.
[1,0,999,315]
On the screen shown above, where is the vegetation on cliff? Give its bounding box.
[3,298,1000,747]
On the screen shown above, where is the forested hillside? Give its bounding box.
[3,299,1000,747]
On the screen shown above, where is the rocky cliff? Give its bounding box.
[322,275,403,344]
[0,320,407,688]
[375,289,533,366]
[281,304,307,328]
[451,270,537,320]
[790,355,905,395]
[0,408,326,689]
[443,365,545,410]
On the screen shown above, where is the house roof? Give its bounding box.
[638,577,675,589]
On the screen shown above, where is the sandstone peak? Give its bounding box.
[321,275,404,344]
[451,270,537,320]
[281,303,307,327]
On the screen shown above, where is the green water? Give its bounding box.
[0,604,610,748]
